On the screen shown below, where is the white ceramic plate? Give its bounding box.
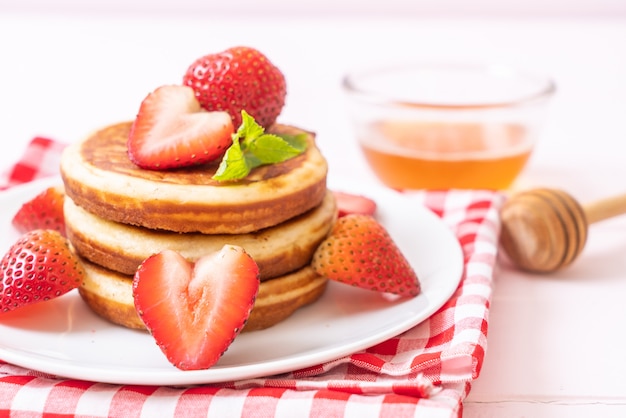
[0,176,463,386]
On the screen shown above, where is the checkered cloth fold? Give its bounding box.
[0,138,504,418]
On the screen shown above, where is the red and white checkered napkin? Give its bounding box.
[0,138,505,418]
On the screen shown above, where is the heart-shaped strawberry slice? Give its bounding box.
[133,245,259,370]
[127,85,235,170]
[332,190,377,218]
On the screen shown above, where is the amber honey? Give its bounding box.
[359,121,533,190]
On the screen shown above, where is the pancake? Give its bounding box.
[65,191,337,280]
[60,122,328,234]
[78,259,328,332]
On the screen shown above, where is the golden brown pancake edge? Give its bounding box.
[65,191,337,280]
[78,259,328,332]
[60,122,328,234]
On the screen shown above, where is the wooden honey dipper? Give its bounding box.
[500,188,626,273]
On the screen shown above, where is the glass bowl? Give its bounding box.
[342,62,556,190]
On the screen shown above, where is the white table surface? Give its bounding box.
[1,10,626,417]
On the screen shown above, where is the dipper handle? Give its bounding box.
[500,188,626,273]
[583,194,626,224]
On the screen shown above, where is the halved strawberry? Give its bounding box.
[332,190,377,218]
[0,229,84,313]
[312,214,420,297]
[127,85,235,170]
[133,245,260,370]
[12,186,66,236]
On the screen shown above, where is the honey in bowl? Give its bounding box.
[343,62,555,190]
[359,120,532,190]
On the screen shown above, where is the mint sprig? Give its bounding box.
[213,111,308,181]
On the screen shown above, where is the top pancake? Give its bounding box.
[60,122,328,234]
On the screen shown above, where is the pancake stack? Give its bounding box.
[60,121,334,332]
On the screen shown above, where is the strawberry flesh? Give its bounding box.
[312,214,420,297]
[0,229,84,313]
[332,190,377,218]
[128,85,235,170]
[133,245,260,370]
[183,46,287,128]
[12,186,66,236]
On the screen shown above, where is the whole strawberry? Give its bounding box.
[12,186,66,236]
[312,214,420,297]
[0,230,85,313]
[183,46,287,128]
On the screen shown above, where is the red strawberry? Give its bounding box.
[12,186,66,236]
[133,245,260,370]
[183,46,287,128]
[0,230,84,313]
[312,214,420,297]
[332,190,377,218]
[128,85,235,170]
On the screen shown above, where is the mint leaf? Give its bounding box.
[247,133,304,164]
[239,111,265,147]
[212,110,308,182]
[280,133,308,152]
[213,136,252,180]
